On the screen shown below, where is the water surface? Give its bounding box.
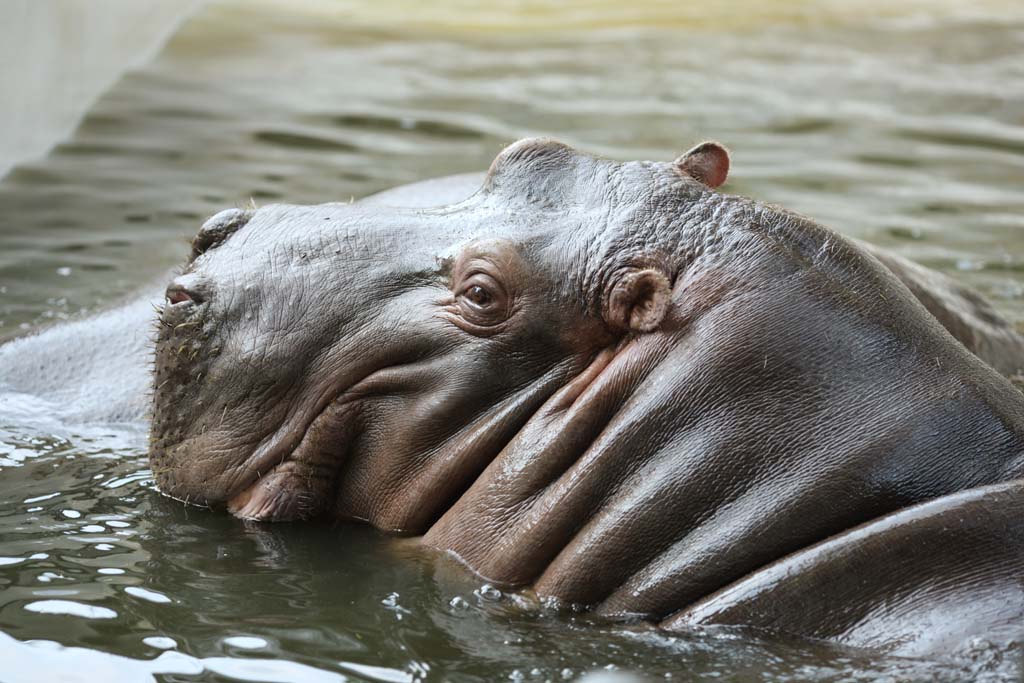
[1,1,1023,680]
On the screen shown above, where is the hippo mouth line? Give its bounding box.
[223,388,360,521]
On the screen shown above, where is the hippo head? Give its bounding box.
[151,138,730,527]
[151,138,1021,616]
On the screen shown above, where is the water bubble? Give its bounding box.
[475,583,502,601]
[382,592,411,620]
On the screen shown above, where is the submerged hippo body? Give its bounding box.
[148,139,1024,659]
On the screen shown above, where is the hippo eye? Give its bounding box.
[465,285,492,307]
[455,272,509,329]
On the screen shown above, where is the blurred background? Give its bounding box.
[0,2,1022,682]
[2,0,1024,341]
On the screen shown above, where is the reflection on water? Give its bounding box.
[3,0,1024,341]
[1,433,1012,682]
[1,0,1023,680]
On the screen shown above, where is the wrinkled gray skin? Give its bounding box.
[9,139,1024,662]
[149,139,1024,659]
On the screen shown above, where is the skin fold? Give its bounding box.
[145,139,1024,659]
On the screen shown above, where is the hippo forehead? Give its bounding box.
[480,138,678,209]
[189,139,691,294]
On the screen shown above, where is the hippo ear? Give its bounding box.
[603,268,672,333]
[675,141,730,188]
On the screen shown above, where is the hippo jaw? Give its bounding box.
[223,383,360,521]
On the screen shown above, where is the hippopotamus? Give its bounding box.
[145,138,1024,660]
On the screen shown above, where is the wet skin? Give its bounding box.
[150,139,1024,658]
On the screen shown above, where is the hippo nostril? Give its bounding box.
[191,208,252,260]
[166,285,201,306]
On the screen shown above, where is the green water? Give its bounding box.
[1,1,1023,680]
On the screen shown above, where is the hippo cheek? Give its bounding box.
[225,392,361,522]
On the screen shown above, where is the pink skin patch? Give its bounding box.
[227,463,308,521]
[166,288,193,305]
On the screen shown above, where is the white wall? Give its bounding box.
[0,0,203,177]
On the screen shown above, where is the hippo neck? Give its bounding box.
[422,332,677,584]
[424,200,1024,617]
[421,190,791,593]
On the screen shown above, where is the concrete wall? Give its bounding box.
[0,0,203,177]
